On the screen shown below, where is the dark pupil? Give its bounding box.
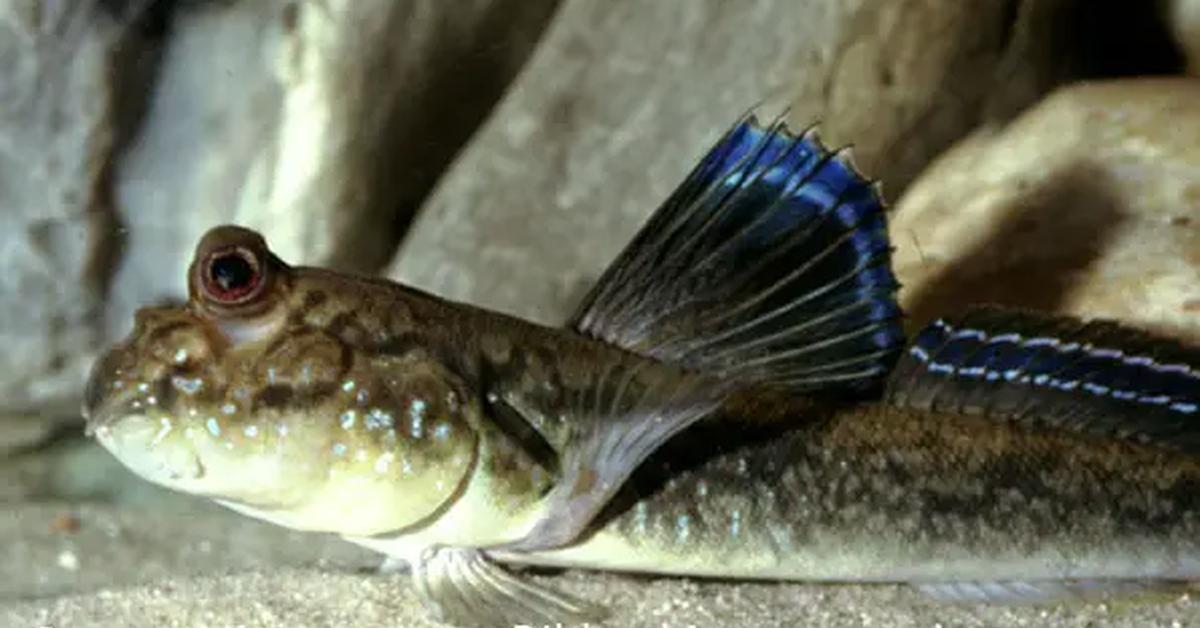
[210,254,255,294]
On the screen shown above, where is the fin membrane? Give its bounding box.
[412,545,607,626]
[914,579,1165,604]
[492,360,725,552]
[887,305,1200,452]
[570,114,904,397]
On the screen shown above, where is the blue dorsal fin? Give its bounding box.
[886,305,1200,451]
[569,113,903,397]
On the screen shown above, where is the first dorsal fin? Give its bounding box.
[570,113,904,397]
[886,305,1200,452]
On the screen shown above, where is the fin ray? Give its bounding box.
[412,546,606,626]
[570,114,904,397]
[887,305,1200,451]
[485,354,725,553]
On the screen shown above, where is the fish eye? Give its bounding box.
[201,246,264,305]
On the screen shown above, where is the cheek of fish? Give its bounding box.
[85,309,479,537]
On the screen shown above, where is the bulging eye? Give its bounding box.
[201,247,264,304]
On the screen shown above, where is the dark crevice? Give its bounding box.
[1072,0,1185,78]
[327,0,565,275]
[84,0,182,329]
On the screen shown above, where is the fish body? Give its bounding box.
[84,115,1200,625]
[504,403,1200,585]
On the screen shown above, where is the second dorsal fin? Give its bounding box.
[886,305,1200,451]
[570,114,904,397]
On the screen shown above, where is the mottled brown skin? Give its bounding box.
[84,226,722,534]
[472,396,1200,590]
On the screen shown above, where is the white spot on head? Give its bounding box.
[365,408,393,430]
[340,410,357,430]
[356,389,370,406]
[341,380,356,392]
[145,396,158,406]
[244,424,259,438]
[695,480,709,498]
[221,402,237,416]
[409,399,426,438]
[433,422,451,441]
[206,417,221,437]
[171,376,203,395]
[173,348,189,364]
[137,382,151,393]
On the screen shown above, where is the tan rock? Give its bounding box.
[0,1,136,413]
[388,0,1078,324]
[107,0,556,341]
[1167,0,1200,74]
[891,78,1200,341]
[0,0,554,415]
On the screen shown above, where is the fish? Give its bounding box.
[83,113,1200,627]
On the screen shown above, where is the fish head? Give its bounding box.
[84,225,477,536]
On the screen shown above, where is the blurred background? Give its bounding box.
[3,1,1199,625]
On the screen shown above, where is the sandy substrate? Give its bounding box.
[2,502,1198,628]
[2,433,1199,628]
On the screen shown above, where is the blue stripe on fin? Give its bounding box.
[570,113,904,397]
[886,305,1200,451]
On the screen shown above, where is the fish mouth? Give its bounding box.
[87,407,209,486]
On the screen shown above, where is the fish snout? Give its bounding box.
[83,345,132,436]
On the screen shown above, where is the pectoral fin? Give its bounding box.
[411,545,606,627]
[487,359,725,552]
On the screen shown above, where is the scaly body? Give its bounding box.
[513,405,1200,584]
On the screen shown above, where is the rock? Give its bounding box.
[0,0,554,416]
[1166,0,1200,74]
[0,1,142,414]
[106,0,557,343]
[388,0,1088,324]
[891,78,1200,341]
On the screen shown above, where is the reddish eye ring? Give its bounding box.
[201,246,264,305]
